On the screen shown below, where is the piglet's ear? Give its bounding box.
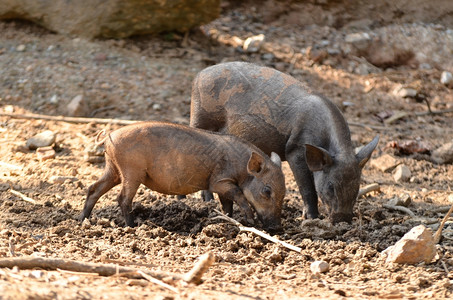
[247,151,265,175]
[305,144,333,172]
[270,152,282,168]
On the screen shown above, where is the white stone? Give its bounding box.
[432,141,453,164]
[66,94,88,117]
[344,32,371,51]
[382,225,436,264]
[393,86,417,98]
[243,34,265,53]
[310,260,329,274]
[370,154,399,172]
[393,165,411,182]
[440,71,453,86]
[26,130,56,150]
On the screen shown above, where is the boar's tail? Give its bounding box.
[95,129,108,146]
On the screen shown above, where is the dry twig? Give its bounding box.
[434,201,453,244]
[382,204,415,217]
[0,112,138,125]
[348,122,389,131]
[0,253,214,286]
[137,270,179,293]
[358,183,380,198]
[183,252,215,284]
[212,209,302,253]
[9,189,38,205]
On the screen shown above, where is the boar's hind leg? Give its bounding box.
[80,164,120,221]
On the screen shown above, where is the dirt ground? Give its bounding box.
[1,0,453,299]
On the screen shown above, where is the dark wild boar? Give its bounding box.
[190,62,379,224]
[80,121,285,232]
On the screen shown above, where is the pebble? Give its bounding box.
[81,218,91,229]
[431,141,453,164]
[16,44,26,52]
[370,154,399,172]
[36,146,56,161]
[393,86,417,98]
[344,32,371,50]
[49,176,79,184]
[29,270,44,279]
[388,193,412,207]
[440,71,453,86]
[26,130,56,150]
[382,225,436,264]
[49,94,59,104]
[310,260,329,274]
[152,103,162,111]
[393,164,411,182]
[243,34,265,53]
[66,94,88,117]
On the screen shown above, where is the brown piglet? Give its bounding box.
[80,121,285,232]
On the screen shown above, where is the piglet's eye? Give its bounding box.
[262,185,272,198]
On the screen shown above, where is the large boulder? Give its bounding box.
[0,0,220,38]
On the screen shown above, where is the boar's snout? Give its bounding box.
[329,212,353,224]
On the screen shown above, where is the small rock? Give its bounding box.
[152,103,162,111]
[388,193,412,207]
[370,154,400,172]
[393,165,411,182]
[66,94,88,117]
[267,248,283,263]
[393,86,417,98]
[29,270,44,279]
[49,94,59,104]
[126,279,148,287]
[431,141,453,164]
[440,71,453,87]
[49,176,79,184]
[16,44,26,52]
[26,130,56,150]
[36,146,56,161]
[81,218,91,230]
[310,260,329,274]
[344,32,371,50]
[382,225,436,264]
[243,34,265,53]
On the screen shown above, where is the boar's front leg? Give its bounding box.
[286,151,319,219]
[212,181,254,225]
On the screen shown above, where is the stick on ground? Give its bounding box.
[383,204,415,217]
[0,254,213,285]
[9,189,38,205]
[358,183,380,198]
[0,112,138,125]
[137,270,179,293]
[212,209,302,253]
[183,252,215,284]
[434,201,453,244]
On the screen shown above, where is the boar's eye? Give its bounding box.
[261,185,272,198]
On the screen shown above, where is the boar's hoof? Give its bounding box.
[330,212,353,224]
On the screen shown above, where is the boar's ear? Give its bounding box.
[247,151,265,175]
[305,144,333,172]
[270,152,282,168]
[356,135,379,169]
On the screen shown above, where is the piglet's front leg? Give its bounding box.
[212,182,255,225]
